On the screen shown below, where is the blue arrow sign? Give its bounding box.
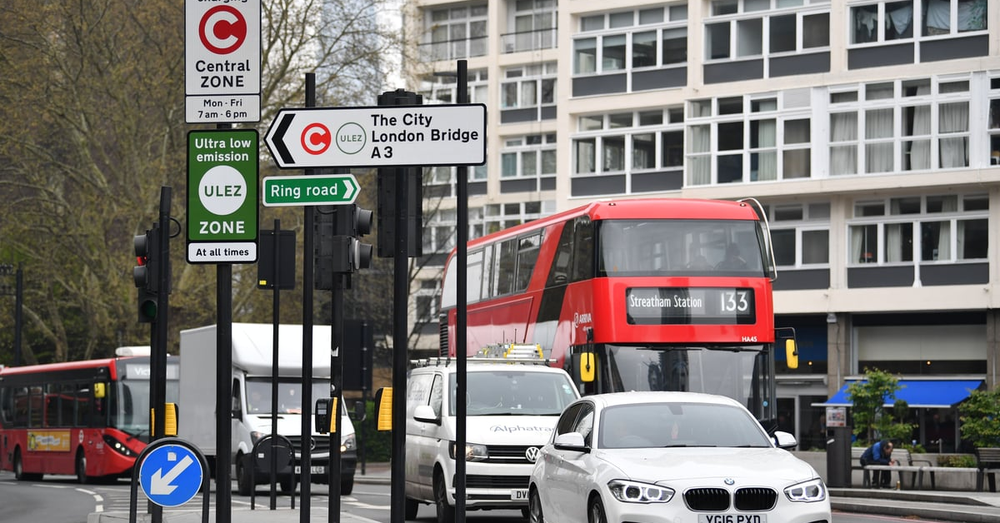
[139,444,203,507]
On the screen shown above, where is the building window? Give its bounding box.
[847,194,988,265]
[501,134,557,181]
[503,0,557,53]
[922,0,988,36]
[418,69,489,105]
[423,4,488,62]
[705,0,830,61]
[765,202,830,268]
[851,1,914,44]
[572,108,685,180]
[501,63,557,112]
[572,6,688,76]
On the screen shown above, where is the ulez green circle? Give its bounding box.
[336,122,366,155]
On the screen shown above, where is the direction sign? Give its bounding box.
[185,0,261,123]
[187,129,259,264]
[262,174,360,207]
[139,444,203,507]
[264,104,486,169]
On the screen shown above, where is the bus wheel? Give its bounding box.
[13,449,40,481]
[76,450,90,484]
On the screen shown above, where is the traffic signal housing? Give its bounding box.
[348,205,373,271]
[133,227,159,323]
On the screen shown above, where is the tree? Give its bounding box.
[958,388,1000,448]
[0,0,403,364]
[847,368,914,445]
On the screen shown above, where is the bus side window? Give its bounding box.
[546,222,575,287]
[572,217,594,281]
[75,385,91,427]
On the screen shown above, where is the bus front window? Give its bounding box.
[597,345,769,420]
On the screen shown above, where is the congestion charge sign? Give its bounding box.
[186,129,259,264]
[265,104,487,169]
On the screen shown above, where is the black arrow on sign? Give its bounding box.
[271,112,295,166]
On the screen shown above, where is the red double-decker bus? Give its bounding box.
[0,347,178,482]
[440,198,788,428]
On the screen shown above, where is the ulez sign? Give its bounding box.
[186,129,259,264]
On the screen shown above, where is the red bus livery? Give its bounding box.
[440,198,784,428]
[0,348,179,482]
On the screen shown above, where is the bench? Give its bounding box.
[976,448,1000,492]
[851,446,930,489]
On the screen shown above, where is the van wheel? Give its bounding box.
[76,450,90,484]
[404,497,419,520]
[279,476,295,494]
[434,470,455,523]
[236,454,253,496]
[340,474,354,495]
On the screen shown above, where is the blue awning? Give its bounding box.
[815,379,983,408]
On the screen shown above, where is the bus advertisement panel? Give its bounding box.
[0,349,179,482]
[440,199,784,429]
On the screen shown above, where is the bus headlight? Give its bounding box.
[103,435,135,458]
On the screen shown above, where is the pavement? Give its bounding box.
[90,462,1000,523]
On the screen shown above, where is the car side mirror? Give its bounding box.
[773,430,797,449]
[413,404,440,425]
[554,432,587,451]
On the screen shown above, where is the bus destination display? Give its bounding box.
[626,287,756,325]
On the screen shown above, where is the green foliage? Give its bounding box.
[847,368,914,445]
[937,454,977,468]
[354,400,392,462]
[958,388,1000,448]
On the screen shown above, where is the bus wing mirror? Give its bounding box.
[785,339,799,370]
[94,383,106,399]
[580,353,596,383]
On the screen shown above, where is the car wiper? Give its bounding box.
[662,444,717,447]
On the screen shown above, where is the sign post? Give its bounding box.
[185,0,261,123]
[187,129,259,264]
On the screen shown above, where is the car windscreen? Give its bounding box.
[598,401,771,449]
[450,370,578,416]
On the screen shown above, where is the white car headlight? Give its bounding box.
[608,479,675,503]
[449,442,489,462]
[784,478,827,502]
[341,433,356,452]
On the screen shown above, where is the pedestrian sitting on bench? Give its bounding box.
[860,439,897,488]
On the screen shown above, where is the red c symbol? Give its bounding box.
[199,6,247,55]
[301,123,332,156]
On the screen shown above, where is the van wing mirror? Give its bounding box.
[413,404,440,424]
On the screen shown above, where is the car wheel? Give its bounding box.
[236,454,253,496]
[588,496,607,523]
[434,469,455,523]
[528,488,544,523]
[340,475,354,495]
[76,450,90,484]
[404,497,419,520]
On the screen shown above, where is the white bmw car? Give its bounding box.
[528,391,831,523]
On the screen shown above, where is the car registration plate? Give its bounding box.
[698,515,766,523]
[293,465,326,475]
[511,489,529,501]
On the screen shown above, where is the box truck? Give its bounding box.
[178,323,357,495]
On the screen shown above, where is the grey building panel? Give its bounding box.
[632,170,683,192]
[848,43,914,70]
[847,266,914,288]
[540,106,557,120]
[704,59,764,84]
[540,177,556,191]
[572,74,628,97]
[571,175,626,197]
[500,108,539,124]
[500,178,537,193]
[468,181,487,196]
[921,35,989,62]
[770,52,831,77]
[425,185,451,199]
[632,66,686,91]
[772,269,830,291]
[920,263,989,286]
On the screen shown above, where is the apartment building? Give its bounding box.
[402,0,998,451]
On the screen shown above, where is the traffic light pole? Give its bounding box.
[151,187,171,523]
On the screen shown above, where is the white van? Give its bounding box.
[404,352,580,522]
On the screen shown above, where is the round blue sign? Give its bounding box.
[139,444,203,507]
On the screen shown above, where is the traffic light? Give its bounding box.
[347,205,373,271]
[133,227,159,323]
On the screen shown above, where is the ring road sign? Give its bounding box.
[139,444,203,508]
[185,0,261,123]
[264,104,486,169]
[262,174,360,207]
[187,129,258,264]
